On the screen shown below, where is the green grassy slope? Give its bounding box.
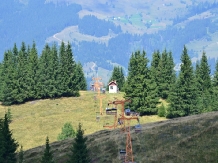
[22,111,218,163]
[0,91,166,151]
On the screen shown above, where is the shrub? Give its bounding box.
[158,103,166,117]
[57,122,76,141]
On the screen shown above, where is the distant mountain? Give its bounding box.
[1,0,218,84]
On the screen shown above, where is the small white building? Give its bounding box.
[108,80,118,93]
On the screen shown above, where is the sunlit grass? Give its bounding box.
[0,91,166,150]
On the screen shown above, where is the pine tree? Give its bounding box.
[59,42,79,97]
[119,67,125,91]
[37,44,51,98]
[157,50,176,99]
[26,41,39,100]
[211,60,218,111]
[124,50,159,115]
[41,136,54,163]
[0,114,19,162]
[0,118,4,162]
[68,123,90,163]
[58,41,67,96]
[16,42,29,103]
[195,51,212,112]
[65,42,79,96]
[167,46,198,118]
[0,62,3,101]
[18,145,24,163]
[75,62,87,90]
[1,50,17,105]
[108,66,125,91]
[150,50,161,97]
[47,43,60,98]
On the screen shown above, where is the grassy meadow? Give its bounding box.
[0,91,166,151]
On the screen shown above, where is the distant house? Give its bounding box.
[108,80,118,93]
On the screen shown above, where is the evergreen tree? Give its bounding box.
[119,67,125,91]
[0,118,4,162]
[167,46,198,118]
[65,42,79,96]
[75,62,87,90]
[108,66,125,91]
[1,50,17,105]
[166,51,176,97]
[68,123,90,163]
[41,136,54,163]
[18,145,24,163]
[16,42,29,103]
[124,50,159,115]
[157,50,176,99]
[59,42,79,97]
[195,52,212,112]
[211,60,218,111]
[47,43,60,98]
[57,122,76,141]
[0,114,19,162]
[0,63,3,101]
[26,41,39,100]
[150,50,161,97]
[37,44,51,98]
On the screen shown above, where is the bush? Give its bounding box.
[57,122,76,141]
[158,103,166,117]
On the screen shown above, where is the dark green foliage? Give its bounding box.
[195,52,212,112]
[16,42,29,103]
[75,62,87,90]
[41,136,54,163]
[124,50,159,115]
[211,60,218,111]
[167,46,198,118]
[68,123,90,163]
[47,43,60,98]
[0,114,19,163]
[18,145,24,163]
[0,63,3,101]
[26,42,39,100]
[158,103,166,117]
[6,108,12,123]
[0,41,81,105]
[157,50,176,99]
[1,50,17,105]
[59,42,79,97]
[37,44,51,98]
[150,50,161,96]
[108,66,125,91]
[57,122,76,141]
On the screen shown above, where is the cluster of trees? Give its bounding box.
[107,66,125,91]
[124,46,218,118]
[0,41,87,105]
[78,15,122,37]
[41,123,90,163]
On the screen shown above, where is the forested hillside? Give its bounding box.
[1,0,218,83]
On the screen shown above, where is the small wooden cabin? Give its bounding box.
[108,80,118,93]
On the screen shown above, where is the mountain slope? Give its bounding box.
[21,111,218,163]
[1,0,218,84]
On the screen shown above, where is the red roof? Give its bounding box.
[108,80,117,86]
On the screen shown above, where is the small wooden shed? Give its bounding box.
[108,80,118,93]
